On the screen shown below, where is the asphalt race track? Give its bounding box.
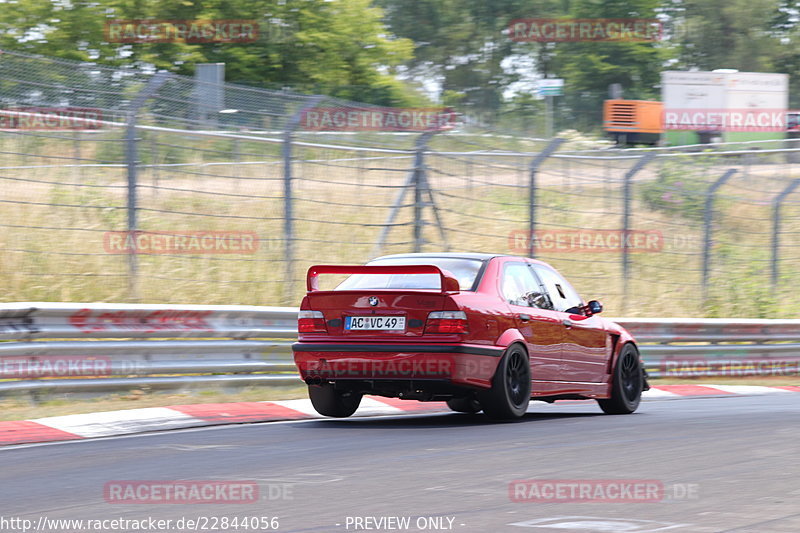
[0,395,798,533]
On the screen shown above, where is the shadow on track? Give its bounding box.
[296,407,607,430]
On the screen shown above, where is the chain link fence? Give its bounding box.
[2,50,800,317]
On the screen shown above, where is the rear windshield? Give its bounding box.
[335,257,486,291]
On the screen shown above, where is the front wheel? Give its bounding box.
[479,345,531,420]
[597,344,643,414]
[308,384,362,417]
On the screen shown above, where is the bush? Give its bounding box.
[640,155,709,221]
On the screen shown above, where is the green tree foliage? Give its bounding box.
[546,0,665,132]
[670,0,784,72]
[3,0,800,125]
[0,0,418,106]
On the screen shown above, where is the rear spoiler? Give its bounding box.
[306,265,460,294]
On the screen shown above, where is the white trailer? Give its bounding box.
[661,70,789,144]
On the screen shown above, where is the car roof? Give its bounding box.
[370,252,552,267]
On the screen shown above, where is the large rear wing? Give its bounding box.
[306,264,460,294]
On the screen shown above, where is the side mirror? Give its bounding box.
[586,300,603,315]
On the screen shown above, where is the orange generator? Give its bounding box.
[603,99,663,145]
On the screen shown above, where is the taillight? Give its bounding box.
[426,311,468,334]
[298,310,327,333]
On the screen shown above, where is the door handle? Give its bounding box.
[562,318,573,327]
[518,314,531,322]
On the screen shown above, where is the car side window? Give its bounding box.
[530,264,583,313]
[502,262,552,309]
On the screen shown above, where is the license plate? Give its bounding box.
[345,316,406,331]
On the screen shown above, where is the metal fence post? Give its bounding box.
[125,71,172,301]
[150,131,159,195]
[771,179,800,287]
[282,96,325,303]
[621,153,655,311]
[466,155,473,193]
[701,169,737,301]
[412,132,434,252]
[72,131,82,181]
[528,138,565,258]
[373,158,416,257]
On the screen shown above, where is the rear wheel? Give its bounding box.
[446,397,482,414]
[479,345,531,420]
[308,384,362,418]
[597,344,643,414]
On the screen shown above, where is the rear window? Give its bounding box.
[335,257,486,291]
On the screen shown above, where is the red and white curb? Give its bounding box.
[1,385,797,447]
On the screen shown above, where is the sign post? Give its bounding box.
[538,79,564,138]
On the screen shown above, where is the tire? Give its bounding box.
[446,397,482,414]
[479,345,531,420]
[597,344,643,415]
[308,384,362,418]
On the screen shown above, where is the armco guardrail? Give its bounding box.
[0,304,798,395]
[618,318,800,378]
[0,303,301,394]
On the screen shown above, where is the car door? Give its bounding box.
[530,263,609,384]
[499,261,564,385]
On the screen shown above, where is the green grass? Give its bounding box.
[2,130,800,317]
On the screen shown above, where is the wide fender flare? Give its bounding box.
[608,331,639,376]
[495,329,527,353]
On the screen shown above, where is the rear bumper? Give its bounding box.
[292,343,503,389]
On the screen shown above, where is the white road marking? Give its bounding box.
[642,388,683,399]
[30,407,201,438]
[699,384,794,395]
[509,516,689,532]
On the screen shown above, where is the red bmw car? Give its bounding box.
[292,253,648,420]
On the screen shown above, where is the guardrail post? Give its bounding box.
[701,169,737,301]
[282,95,325,304]
[528,138,565,258]
[621,153,655,313]
[125,72,172,301]
[771,179,800,287]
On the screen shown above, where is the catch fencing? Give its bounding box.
[1,303,798,396]
[2,51,800,317]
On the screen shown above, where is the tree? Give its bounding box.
[0,0,418,106]
[672,0,783,72]
[548,0,666,132]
